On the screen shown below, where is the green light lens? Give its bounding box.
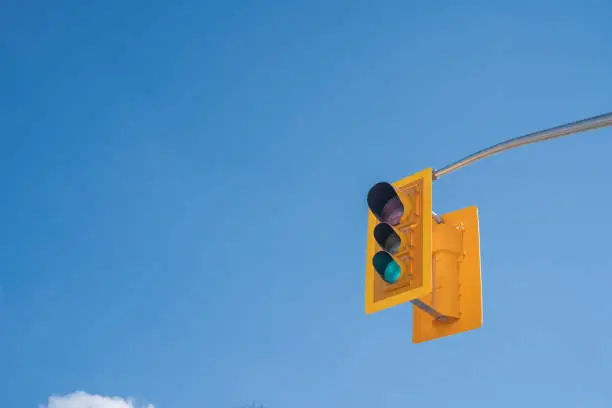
[383,260,401,283]
[373,251,402,284]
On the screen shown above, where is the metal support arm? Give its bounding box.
[433,112,612,180]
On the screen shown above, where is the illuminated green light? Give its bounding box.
[383,260,401,283]
[373,251,402,284]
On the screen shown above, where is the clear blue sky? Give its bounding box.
[2,1,612,407]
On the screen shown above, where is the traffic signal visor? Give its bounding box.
[365,168,433,314]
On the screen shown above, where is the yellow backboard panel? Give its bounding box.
[412,205,483,343]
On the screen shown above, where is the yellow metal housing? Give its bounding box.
[365,168,433,314]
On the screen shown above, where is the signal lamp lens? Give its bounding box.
[373,251,402,284]
[374,223,401,254]
[367,182,404,226]
[382,197,403,225]
[384,261,401,283]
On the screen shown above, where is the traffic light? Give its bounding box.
[364,168,433,314]
[365,168,483,344]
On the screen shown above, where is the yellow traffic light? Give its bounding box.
[365,168,483,344]
[361,112,612,344]
[364,168,433,314]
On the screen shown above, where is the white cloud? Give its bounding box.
[41,391,154,408]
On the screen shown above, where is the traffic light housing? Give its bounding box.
[365,168,483,344]
[365,168,433,314]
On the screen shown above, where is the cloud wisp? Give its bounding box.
[42,391,153,408]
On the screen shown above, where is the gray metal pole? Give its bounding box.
[433,112,612,180]
[432,211,443,224]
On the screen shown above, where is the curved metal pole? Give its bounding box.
[433,112,612,180]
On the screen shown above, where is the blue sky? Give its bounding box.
[1,1,612,407]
